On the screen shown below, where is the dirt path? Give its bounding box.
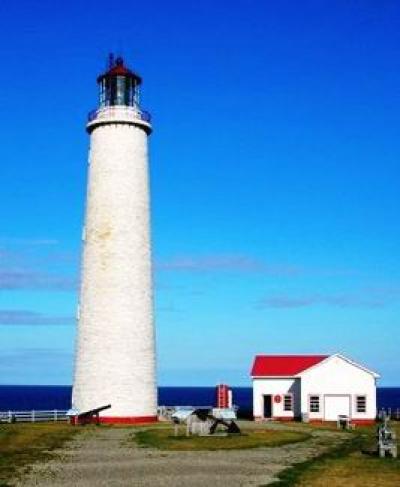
[12,423,350,486]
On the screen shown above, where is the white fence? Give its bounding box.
[0,410,69,423]
[378,408,400,421]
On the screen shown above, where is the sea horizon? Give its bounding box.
[1,385,399,416]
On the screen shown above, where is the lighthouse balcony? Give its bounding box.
[87,106,152,133]
[88,106,151,123]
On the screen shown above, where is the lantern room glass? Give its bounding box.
[99,76,138,108]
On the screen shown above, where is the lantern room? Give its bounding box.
[97,55,142,108]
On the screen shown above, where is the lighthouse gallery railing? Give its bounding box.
[88,106,151,123]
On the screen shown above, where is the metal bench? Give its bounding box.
[337,415,355,430]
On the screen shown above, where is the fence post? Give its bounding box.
[8,411,12,423]
[54,410,58,422]
[31,410,35,422]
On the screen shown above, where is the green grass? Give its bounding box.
[271,422,400,486]
[295,451,400,487]
[0,422,78,486]
[133,426,310,451]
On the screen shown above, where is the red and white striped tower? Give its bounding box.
[72,56,157,423]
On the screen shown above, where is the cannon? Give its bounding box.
[67,404,111,425]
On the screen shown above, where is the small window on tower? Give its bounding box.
[283,394,293,411]
[356,395,367,413]
[309,395,320,413]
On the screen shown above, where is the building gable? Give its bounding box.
[297,353,380,379]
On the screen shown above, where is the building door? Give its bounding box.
[263,395,272,418]
[324,395,351,421]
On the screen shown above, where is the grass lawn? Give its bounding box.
[296,451,400,486]
[275,422,400,486]
[133,426,310,451]
[0,422,78,487]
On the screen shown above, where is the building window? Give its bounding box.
[309,395,320,413]
[283,394,293,411]
[356,395,367,413]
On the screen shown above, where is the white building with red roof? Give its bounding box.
[251,353,379,424]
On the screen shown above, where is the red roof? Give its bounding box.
[97,57,142,85]
[251,355,329,377]
[108,64,132,76]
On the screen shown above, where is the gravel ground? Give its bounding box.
[12,422,350,487]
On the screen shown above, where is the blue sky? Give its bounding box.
[0,1,399,386]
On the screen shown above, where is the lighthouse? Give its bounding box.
[72,56,157,423]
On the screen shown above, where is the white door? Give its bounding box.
[324,395,350,421]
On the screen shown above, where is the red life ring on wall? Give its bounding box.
[274,395,282,403]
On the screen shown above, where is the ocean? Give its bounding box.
[0,386,399,418]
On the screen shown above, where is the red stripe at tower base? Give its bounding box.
[72,415,158,425]
[99,415,158,424]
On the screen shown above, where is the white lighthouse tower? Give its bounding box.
[72,56,157,423]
